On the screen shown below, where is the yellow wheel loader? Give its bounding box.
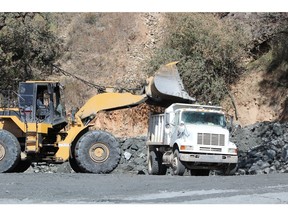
[0,62,194,173]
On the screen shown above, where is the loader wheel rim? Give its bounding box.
[0,143,5,161]
[89,143,109,163]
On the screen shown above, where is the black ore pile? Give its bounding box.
[231,122,288,175]
[27,121,288,176]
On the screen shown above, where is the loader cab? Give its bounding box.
[18,81,67,128]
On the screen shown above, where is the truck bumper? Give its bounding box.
[180,153,238,164]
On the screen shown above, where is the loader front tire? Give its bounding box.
[74,130,120,173]
[69,156,83,173]
[0,130,21,173]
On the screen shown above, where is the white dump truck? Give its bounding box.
[146,103,238,176]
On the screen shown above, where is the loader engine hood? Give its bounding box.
[145,62,195,107]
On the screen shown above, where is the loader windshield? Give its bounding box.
[181,111,226,128]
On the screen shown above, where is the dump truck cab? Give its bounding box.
[18,81,67,128]
[147,103,238,176]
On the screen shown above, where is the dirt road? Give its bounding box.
[0,173,288,204]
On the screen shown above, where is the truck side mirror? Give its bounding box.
[227,115,234,132]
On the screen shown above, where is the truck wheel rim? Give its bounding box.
[148,155,152,172]
[89,143,109,163]
[172,156,178,173]
[0,143,5,161]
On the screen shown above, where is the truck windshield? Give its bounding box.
[181,111,226,127]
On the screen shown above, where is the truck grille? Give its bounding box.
[197,133,225,146]
[200,147,222,152]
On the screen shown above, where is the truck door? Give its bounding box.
[171,111,180,143]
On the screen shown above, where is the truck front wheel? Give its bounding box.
[222,163,237,175]
[74,130,120,173]
[172,149,185,176]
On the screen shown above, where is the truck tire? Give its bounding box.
[222,163,237,175]
[148,150,167,175]
[172,149,185,176]
[157,151,167,175]
[0,130,21,173]
[74,130,120,173]
[190,169,210,176]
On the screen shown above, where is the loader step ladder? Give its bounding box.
[25,123,39,153]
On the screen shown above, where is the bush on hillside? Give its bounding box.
[147,13,248,105]
[0,13,62,91]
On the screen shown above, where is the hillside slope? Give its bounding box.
[53,13,287,137]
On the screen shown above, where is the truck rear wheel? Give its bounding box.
[172,149,185,176]
[0,130,21,173]
[148,150,167,175]
[74,130,120,173]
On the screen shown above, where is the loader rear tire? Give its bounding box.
[9,160,31,173]
[74,130,120,173]
[0,130,21,173]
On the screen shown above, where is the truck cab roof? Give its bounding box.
[165,103,224,115]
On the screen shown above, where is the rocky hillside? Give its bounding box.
[51,12,287,137]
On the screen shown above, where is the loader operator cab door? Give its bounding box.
[19,82,35,122]
[18,82,67,128]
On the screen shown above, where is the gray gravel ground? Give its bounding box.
[0,173,288,204]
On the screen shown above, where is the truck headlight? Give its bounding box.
[228,148,237,154]
[180,145,193,151]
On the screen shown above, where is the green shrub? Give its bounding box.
[0,13,63,90]
[147,13,248,105]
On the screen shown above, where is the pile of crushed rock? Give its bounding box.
[231,121,288,175]
[26,137,149,174]
[26,121,288,176]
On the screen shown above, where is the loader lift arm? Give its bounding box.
[66,62,195,125]
[76,92,147,121]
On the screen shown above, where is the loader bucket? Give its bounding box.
[145,62,195,107]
